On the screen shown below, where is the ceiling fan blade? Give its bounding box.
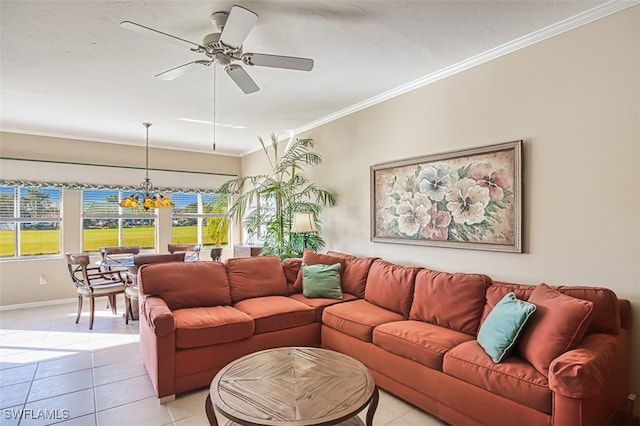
[244,53,314,71]
[156,60,211,80]
[219,6,258,49]
[225,64,259,94]
[120,21,204,50]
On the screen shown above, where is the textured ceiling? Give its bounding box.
[1,1,627,156]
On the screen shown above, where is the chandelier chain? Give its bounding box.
[118,122,173,210]
[143,122,151,188]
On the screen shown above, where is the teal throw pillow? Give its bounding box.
[302,263,343,300]
[477,292,536,363]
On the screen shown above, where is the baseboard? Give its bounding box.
[0,298,76,311]
[606,411,640,426]
[606,393,640,426]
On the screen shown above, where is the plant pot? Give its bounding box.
[210,247,223,262]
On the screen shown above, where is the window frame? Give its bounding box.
[171,192,229,247]
[81,189,157,253]
[0,185,63,259]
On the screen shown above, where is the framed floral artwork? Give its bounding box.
[370,140,522,252]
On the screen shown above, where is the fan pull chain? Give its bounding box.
[212,65,217,152]
[144,122,151,184]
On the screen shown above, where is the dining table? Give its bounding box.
[97,257,139,320]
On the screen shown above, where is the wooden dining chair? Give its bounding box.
[100,245,140,270]
[124,252,186,324]
[167,243,201,262]
[65,252,127,330]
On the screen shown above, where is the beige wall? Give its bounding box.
[243,7,640,395]
[0,132,242,306]
[0,132,240,175]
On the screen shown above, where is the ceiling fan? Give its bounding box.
[120,5,314,94]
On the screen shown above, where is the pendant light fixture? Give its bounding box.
[119,122,174,210]
[212,65,217,152]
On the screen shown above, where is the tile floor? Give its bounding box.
[0,300,445,426]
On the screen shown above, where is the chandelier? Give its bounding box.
[119,122,174,210]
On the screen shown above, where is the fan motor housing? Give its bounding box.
[202,32,221,47]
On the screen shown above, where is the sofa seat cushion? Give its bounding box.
[322,299,405,342]
[443,340,551,414]
[374,320,474,370]
[289,292,359,321]
[173,306,254,349]
[233,296,315,334]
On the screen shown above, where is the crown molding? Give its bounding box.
[283,0,639,146]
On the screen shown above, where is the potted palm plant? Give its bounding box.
[215,134,336,259]
[206,198,229,261]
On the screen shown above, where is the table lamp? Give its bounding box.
[291,212,318,249]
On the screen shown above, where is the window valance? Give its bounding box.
[0,157,236,194]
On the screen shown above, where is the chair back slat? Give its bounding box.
[65,252,126,329]
[101,246,141,257]
[100,246,140,269]
[66,253,91,288]
[167,243,201,261]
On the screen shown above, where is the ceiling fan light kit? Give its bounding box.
[121,5,314,94]
[210,11,229,33]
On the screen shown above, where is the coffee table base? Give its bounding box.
[206,388,379,426]
[206,348,378,426]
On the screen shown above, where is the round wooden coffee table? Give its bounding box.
[205,347,379,426]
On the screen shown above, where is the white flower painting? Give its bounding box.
[372,141,522,252]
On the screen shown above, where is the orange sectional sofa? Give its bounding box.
[137,251,632,426]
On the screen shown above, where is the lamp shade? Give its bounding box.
[291,212,318,233]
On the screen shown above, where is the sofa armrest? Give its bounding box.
[549,333,617,398]
[618,299,632,330]
[140,295,175,337]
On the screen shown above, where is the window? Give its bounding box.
[82,189,156,252]
[171,193,229,247]
[0,185,62,258]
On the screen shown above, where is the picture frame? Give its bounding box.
[370,140,522,253]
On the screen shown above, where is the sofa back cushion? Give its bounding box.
[554,286,620,334]
[485,281,619,335]
[364,259,421,317]
[483,282,536,324]
[225,256,288,302]
[282,258,302,294]
[517,284,594,376]
[410,269,491,335]
[138,261,231,310]
[326,251,378,298]
[292,250,347,292]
